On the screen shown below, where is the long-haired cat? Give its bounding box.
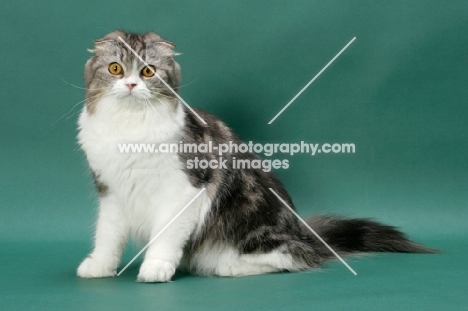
[77,31,434,282]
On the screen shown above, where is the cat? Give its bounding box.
[77,31,435,282]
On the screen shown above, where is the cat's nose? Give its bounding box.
[125,83,137,91]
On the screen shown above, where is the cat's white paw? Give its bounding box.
[137,259,176,283]
[77,256,116,278]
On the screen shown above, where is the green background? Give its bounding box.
[1,0,467,310]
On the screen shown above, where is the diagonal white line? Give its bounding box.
[268,37,356,124]
[268,188,357,276]
[117,36,207,125]
[117,188,206,276]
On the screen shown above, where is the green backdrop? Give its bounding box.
[1,0,467,310]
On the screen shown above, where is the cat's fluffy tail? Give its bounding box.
[303,216,437,255]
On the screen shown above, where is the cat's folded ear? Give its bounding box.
[87,31,181,56]
[143,32,181,55]
[87,30,126,54]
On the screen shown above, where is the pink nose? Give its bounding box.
[126,83,137,91]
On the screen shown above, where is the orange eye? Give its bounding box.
[141,65,156,77]
[108,62,123,75]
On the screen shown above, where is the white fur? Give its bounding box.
[77,77,210,281]
[189,242,309,277]
[77,78,303,282]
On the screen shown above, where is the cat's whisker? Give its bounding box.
[174,78,200,89]
[150,93,180,112]
[59,77,109,91]
[142,101,150,122]
[145,98,163,116]
[149,91,174,100]
[65,95,104,121]
[148,93,168,105]
[51,93,104,126]
[152,96,173,112]
[64,108,84,121]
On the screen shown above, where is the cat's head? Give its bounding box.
[84,31,181,113]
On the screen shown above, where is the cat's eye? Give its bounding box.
[108,62,123,75]
[141,65,156,77]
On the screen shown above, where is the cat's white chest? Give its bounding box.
[78,97,198,239]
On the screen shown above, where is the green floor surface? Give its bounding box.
[0,239,465,310]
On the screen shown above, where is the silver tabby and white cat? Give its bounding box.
[77,31,434,282]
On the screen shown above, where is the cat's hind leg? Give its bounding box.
[190,242,311,277]
[219,249,311,277]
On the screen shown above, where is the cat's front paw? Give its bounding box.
[137,259,176,283]
[77,256,116,278]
